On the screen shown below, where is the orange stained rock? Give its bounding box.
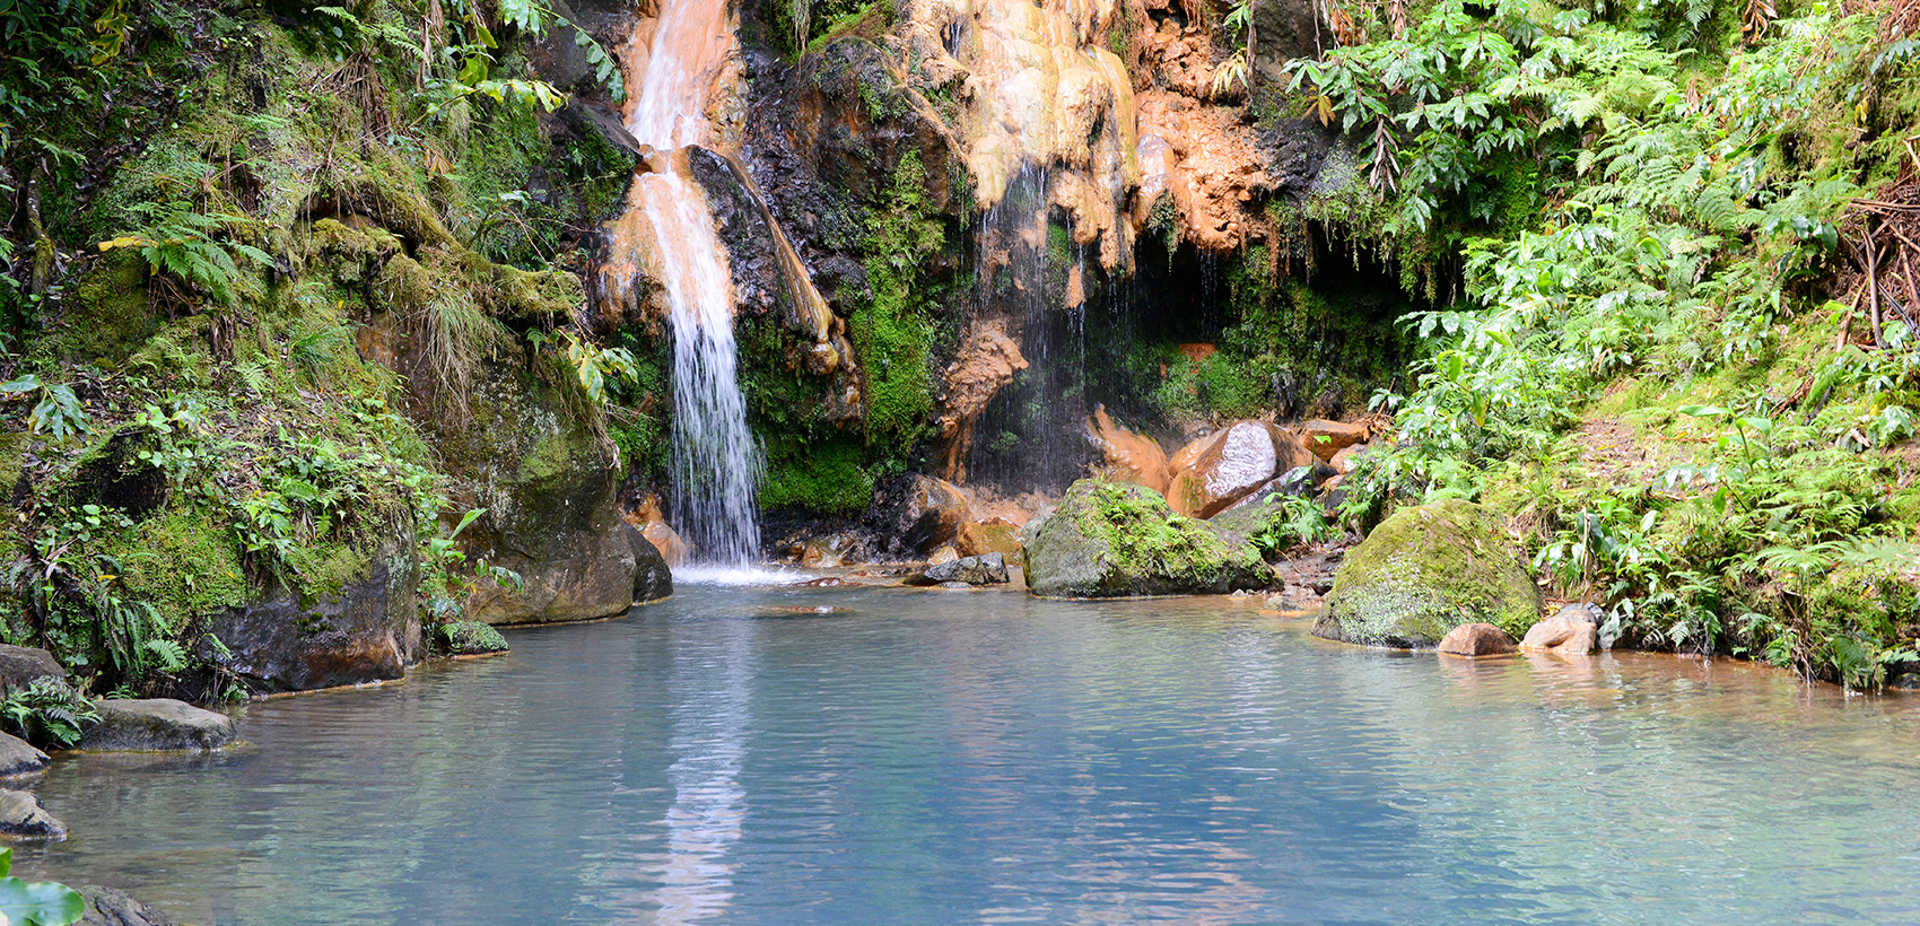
[937,319,1031,481]
[1084,403,1172,494]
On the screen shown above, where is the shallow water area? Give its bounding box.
[16,585,1920,925]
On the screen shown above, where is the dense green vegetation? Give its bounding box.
[0,0,628,694]
[1285,0,1920,685]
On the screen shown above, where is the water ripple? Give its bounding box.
[15,587,1920,924]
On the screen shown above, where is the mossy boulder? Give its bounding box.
[206,528,420,693]
[1313,499,1542,649]
[426,348,639,625]
[1023,479,1272,598]
[440,620,509,656]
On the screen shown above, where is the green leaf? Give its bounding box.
[0,874,86,926]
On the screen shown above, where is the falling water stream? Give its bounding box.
[626,0,761,566]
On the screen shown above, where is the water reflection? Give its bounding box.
[650,613,755,923]
[13,587,1920,924]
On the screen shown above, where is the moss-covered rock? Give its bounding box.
[205,525,420,693]
[425,347,639,625]
[440,619,509,656]
[1313,499,1542,649]
[1024,479,1272,598]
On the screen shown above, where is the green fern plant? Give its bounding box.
[98,201,273,309]
[0,677,99,748]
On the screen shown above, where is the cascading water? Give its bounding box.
[624,0,762,566]
[638,169,762,565]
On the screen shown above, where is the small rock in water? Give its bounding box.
[78,886,180,926]
[76,699,237,752]
[0,732,49,779]
[756,605,847,618]
[1437,622,1518,657]
[1520,604,1602,655]
[800,576,845,588]
[905,552,1010,587]
[0,789,64,841]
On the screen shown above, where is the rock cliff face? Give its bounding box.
[702,0,1352,501]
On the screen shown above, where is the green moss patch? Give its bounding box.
[1318,499,1543,648]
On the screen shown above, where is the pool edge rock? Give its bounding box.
[74,699,237,752]
[1023,479,1272,598]
[1313,499,1542,649]
[0,789,65,841]
[78,885,180,926]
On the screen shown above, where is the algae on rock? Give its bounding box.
[1024,479,1271,598]
[1314,499,1542,649]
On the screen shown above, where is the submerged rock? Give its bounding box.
[1520,604,1603,655]
[0,789,65,841]
[1314,499,1542,649]
[0,645,64,692]
[76,700,236,752]
[1024,480,1271,598]
[1437,623,1518,657]
[78,886,179,926]
[908,552,1010,587]
[0,733,50,779]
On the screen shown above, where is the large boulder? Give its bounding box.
[0,789,64,841]
[0,733,50,779]
[433,351,640,625]
[1024,480,1272,598]
[208,533,418,693]
[1314,499,1542,649]
[75,699,236,752]
[1084,404,1171,493]
[879,474,971,556]
[1166,421,1314,518]
[339,219,642,626]
[0,645,63,692]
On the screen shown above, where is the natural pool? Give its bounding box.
[13,583,1920,924]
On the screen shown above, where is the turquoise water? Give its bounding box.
[15,584,1920,924]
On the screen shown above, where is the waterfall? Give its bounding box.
[625,0,762,566]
